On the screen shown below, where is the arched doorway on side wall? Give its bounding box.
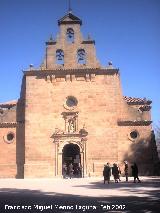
[62,143,82,178]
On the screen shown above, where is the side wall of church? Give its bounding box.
[117,125,152,175]
[0,107,17,177]
[0,127,17,177]
[116,92,152,175]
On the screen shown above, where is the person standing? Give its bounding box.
[112,163,119,183]
[103,163,111,184]
[62,163,67,179]
[131,162,141,183]
[124,161,129,182]
[117,164,121,181]
[68,163,74,179]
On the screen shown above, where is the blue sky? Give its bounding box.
[0,0,159,128]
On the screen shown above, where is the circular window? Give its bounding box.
[129,130,139,141]
[4,132,15,144]
[64,96,78,110]
[66,96,78,107]
[7,133,14,141]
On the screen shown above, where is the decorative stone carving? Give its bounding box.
[62,112,78,132]
[68,119,75,133]
[54,128,64,135]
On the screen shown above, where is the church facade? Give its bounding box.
[0,11,157,178]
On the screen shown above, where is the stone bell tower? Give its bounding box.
[43,11,100,69]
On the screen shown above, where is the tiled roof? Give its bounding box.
[0,100,17,108]
[139,105,151,111]
[124,96,152,105]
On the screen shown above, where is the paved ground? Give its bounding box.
[0,176,160,213]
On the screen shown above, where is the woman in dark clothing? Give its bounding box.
[131,163,141,183]
[112,163,119,183]
[103,163,111,184]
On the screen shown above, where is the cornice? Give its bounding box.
[0,122,17,128]
[23,68,119,77]
[117,120,152,126]
[0,121,24,128]
[82,40,95,45]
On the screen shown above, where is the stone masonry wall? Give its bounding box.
[24,70,131,177]
[0,127,17,178]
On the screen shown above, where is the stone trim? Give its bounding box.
[117,120,152,126]
[46,41,56,45]
[51,132,87,140]
[82,40,95,45]
[0,121,24,128]
[0,122,17,128]
[23,68,119,77]
[58,20,82,25]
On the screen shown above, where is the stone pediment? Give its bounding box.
[58,12,82,25]
[51,128,88,142]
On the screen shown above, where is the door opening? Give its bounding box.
[62,143,82,178]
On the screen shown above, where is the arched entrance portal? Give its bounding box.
[62,143,82,178]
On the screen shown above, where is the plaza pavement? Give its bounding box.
[0,176,160,213]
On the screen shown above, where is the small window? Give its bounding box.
[66,96,78,107]
[63,96,78,111]
[128,130,139,141]
[56,49,64,65]
[4,132,15,144]
[66,28,74,43]
[77,49,86,64]
[130,131,138,139]
[7,133,14,141]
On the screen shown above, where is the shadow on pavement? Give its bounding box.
[73,177,160,190]
[0,185,160,213]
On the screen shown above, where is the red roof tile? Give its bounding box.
[124,96,152,105]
